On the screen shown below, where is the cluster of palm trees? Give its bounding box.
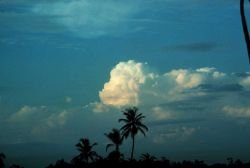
[73,107,148,164]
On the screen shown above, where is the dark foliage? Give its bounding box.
[0,153,6,168]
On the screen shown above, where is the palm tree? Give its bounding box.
[140,153,156,163]
[105,128,123,161]
[105,128,123,152]
[118,107,148,160]
[0,153,5,168]
[74,138,98,163]
[240,0,250,62]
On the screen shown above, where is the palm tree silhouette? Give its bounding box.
[0,153,5,168]
[74,138,98,163]
[105,128,124,161]
[118,107,148,160]
[105,128,123,152]
[240,0,250,62]
[140,153,156,163]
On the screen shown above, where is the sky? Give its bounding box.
[0,0,250,167]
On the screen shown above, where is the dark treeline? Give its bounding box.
[1,107,250,168]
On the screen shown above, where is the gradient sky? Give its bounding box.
[1,0,250,167]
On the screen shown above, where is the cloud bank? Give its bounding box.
[98,60,235,109]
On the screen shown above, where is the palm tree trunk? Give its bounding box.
[240,0,250,63]
[131,136,135,160]
[86,156,89,163]
[116,145,119,152]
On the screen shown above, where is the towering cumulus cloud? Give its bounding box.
[98,60,250,111]
[99,60,147,107]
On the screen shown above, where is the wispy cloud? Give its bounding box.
[148,118,204,127]
[152,126,198,144]
[32,0,144,38]
[6,105,73,142]
[223,106,250,118]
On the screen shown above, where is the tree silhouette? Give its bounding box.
[140,153,156,163]
[0,153,5,168]
[118,107,148,160]
[105,128,123,152]
[9,165,24,168]
[74,138,98,163]
[240,0,250,62]
[105,128,123,161]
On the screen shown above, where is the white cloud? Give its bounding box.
[223,106,250,117]
[99,60,148,107]
[98,60,229,109]
[90,102,109,113]
[240,76,250,89]
[47,110,69,128]
[65,96,72,103]
[8,105,71,132]
[167,69,203,89]
[153,126,197,144]
[151,106,172,120]
[32,0,142,38]
[8,105,45,123]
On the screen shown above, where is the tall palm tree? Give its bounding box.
[240,0,250,62]
[118,107,148,160]
[74,138,98,163]
[0,153,5,168]
[105,128,123,152]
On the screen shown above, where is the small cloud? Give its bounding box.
[47,110,69,128]
[166,69,203,89]
[151,106,171,120]
[223,106,250,117]
[240,76,250,90]
[8,105,44,123]
[90,102,109,113]
[153,126,197,144]
[65,96,72,103]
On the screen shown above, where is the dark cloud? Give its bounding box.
[233,72,250,78]
[162,42,217,53]
[148,118,204,127]
[198,84,244,92]
[156,101,205,112]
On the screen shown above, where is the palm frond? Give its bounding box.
[137,122,148,131]
[118,118,129,123]
[138,127,147,137]
[106,144,114,152]
[91,142,98,147]
[120,123,131,131]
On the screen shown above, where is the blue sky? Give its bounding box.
[1,0,250,167]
